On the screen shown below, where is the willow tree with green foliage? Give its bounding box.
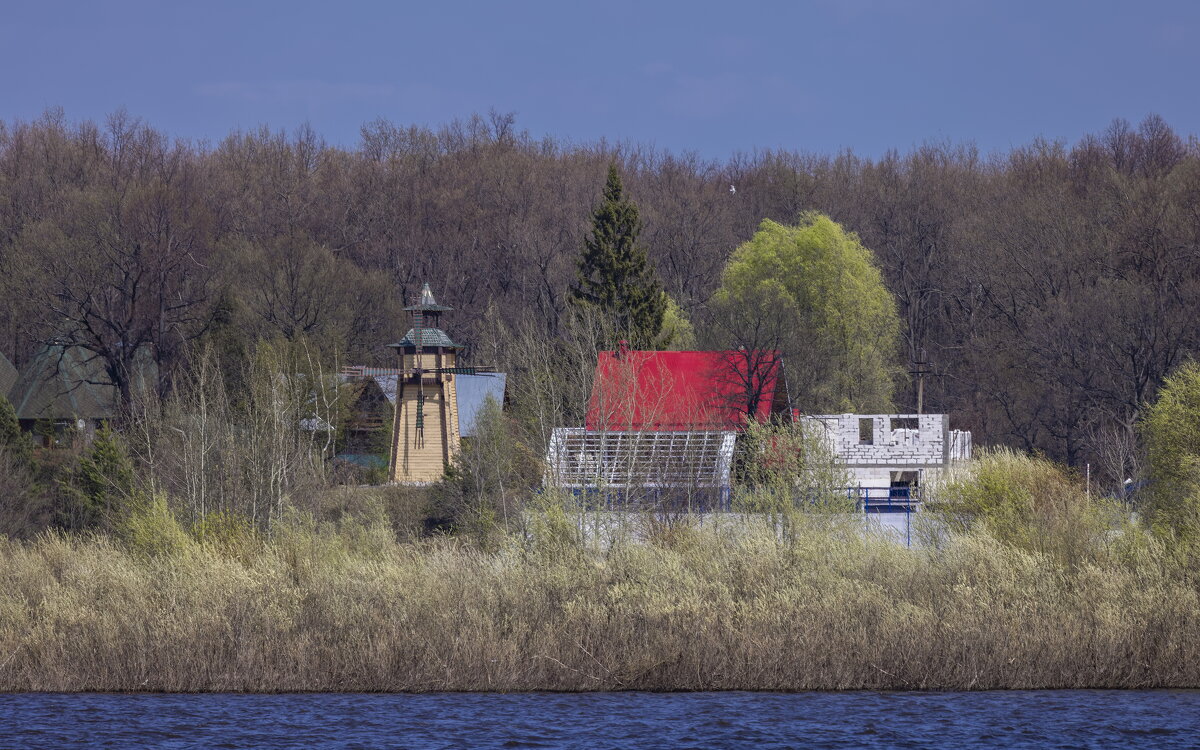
[710,214,901,413]
[1142,361,1200,546]
[570,164,666,349]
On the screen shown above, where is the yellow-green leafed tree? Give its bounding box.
[711,214,901,413]
[654,295,698,351]
[1142,361,1200,545]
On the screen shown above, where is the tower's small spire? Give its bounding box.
[404,283,452,312]
[392,282,459,351]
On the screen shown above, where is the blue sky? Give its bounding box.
[2,1,1196,157]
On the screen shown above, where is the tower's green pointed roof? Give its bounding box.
[390,328,461,350]
[391,282,461,350]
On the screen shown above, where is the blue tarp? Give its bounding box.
[350,371,506,438]
[456,373,506,437]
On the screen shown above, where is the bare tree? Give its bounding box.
[16,114,216,404]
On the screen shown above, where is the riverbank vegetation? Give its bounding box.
[1,484,1197,692]
[3,425,1200,691]
[1,382,1199,692]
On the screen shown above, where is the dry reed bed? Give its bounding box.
[1,517,1197,692]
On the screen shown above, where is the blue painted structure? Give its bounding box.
[455,373,507,437]
[853,486,921,513]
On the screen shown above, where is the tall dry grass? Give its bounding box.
[1,502,1197,692]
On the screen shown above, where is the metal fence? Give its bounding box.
[852,485,922,513]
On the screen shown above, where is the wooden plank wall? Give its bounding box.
[388,375,461,483]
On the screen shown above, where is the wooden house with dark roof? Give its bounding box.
[4,343,155,447]
[6,345,119,446]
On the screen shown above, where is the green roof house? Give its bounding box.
[6,344,151,447]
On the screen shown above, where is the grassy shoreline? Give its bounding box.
[3,512,1196,693]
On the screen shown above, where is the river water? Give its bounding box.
[1,690,1197,748]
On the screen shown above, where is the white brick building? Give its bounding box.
[803,414,972,502]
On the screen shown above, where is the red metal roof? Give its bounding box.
[585,349,783,431]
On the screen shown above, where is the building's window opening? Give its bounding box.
[890,417,919,431]
[890,470,920,500]
[858,418,874,445]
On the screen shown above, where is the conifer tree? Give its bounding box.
[62,423,136,530]
[0,395,32,467]
[570,164,666,349]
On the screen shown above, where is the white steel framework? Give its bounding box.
[546,428,737,490]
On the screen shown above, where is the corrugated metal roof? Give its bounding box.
[373,374,398,405]
[456,373,507,437]
[9,345,119,420]
[390,328,460,349]
[585,350,783,431]
[0,352,17,401]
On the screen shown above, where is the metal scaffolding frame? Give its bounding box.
[546,428,737,491]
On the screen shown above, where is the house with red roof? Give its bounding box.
[546,345,790,508]
[585,347,787,432]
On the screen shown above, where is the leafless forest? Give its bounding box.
[2,109,1197,486]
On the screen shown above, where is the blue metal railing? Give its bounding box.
[849,486,918,548]
[851,486,922,513]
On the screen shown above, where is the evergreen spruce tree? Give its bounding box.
[570,164,667,349]
[0,394,32,466]
[62,423,136,530]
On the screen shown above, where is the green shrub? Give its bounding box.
[1142,360,1200,547]
[733,419,854,518]
[119,495,194,559]
[0,395,33,467]
[432,396,542,543]
[191,509,262,562]
[59,424,136,532]
[924,448,1118,566]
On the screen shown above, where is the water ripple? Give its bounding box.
[0,690,1198,749]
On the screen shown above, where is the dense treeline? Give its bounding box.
[2,108,1199,486]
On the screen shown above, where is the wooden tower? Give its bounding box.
[387,283,463,483]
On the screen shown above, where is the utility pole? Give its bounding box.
[909,349,931,415]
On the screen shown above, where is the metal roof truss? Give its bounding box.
[546,428,736,490]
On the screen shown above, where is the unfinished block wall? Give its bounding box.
[803,413,972,489]
[811,414,950,466]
